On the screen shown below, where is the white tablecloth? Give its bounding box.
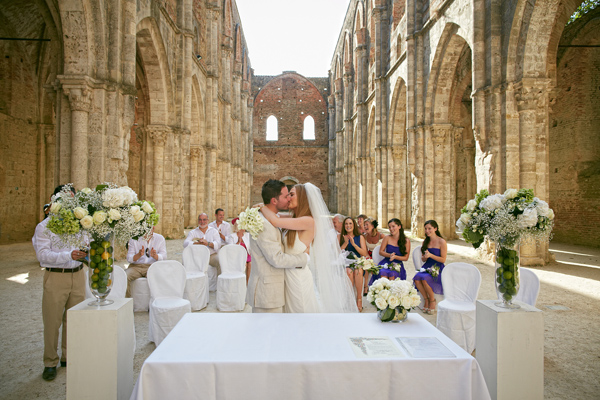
[131,313,490,400]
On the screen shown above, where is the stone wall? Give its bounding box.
[251,72,329,206]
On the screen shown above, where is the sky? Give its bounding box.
[235,0,350,77]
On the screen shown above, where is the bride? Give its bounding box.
[260,183,358,313]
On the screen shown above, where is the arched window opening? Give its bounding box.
[303,115,315,140]
[266,115,278,141]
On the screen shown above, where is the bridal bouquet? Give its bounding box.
[46,184,160,248]
[367,278,421,322]
[238,207,264,239]
[420,264,440,281]
[456,188,554,248]
[382,262,403,273]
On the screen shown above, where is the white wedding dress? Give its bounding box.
[283,235,319,313]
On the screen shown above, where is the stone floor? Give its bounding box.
[0,234,599,399]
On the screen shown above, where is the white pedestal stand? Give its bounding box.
[67,298,135,400]
[475,300,543,400]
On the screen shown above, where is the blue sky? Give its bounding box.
[236,0,350,77]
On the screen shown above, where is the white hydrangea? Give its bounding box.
[480,194,504,211]
[534,198,550,217]
[503,188,518,199]
[517,208,538,229]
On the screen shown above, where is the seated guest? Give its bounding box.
[363,218,385,295]
[226,217,252,284]
[125,227,167,297]
[209,208,231,246]
[371,218,410,284]
[356,214,368,235]
[328,213,345,247]
[184,213,221,289]
[413,220,447,315]
[339,217,368,311]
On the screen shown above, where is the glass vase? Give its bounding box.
[495,240,521,309]
[377,307,408,323]
[88,233,115,306]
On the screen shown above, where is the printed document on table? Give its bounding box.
[396,337,456,358]
[348,337,406,358]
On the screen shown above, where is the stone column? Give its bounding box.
[147,125,168,233]
[43,126,57,199]
[189,147,200,227]
[63,85,91,189]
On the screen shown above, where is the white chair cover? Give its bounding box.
[436,262,481,354]
[84,265,127,300]
[216,244,247,312]
[131,277,151,312]
[412,246,424,271]
[497,267,540,307]
[182,245,210,310]
[147,261,191,345]
[372,245,384,265]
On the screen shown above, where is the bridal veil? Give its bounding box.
[304,183,358,313]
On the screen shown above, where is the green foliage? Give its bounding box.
[568,0,600,24]
[47,209,80,235]
[462,227,484,249]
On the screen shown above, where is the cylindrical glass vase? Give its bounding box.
[495,241,521,309]
[377,307,408,323]
[88,233,115,306]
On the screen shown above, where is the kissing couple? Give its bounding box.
[246,179,358,313]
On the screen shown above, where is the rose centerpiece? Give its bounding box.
[456,189,554,308]
[367,277,421,322]
[46,184,160,305]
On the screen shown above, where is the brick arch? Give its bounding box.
[390,77,407,147]
[136,17,174,126]
[354,0,365,30]
[424,23,470,125]
[223,0,233,38]
[191,75,205,146]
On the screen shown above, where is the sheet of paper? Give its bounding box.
[348,337,406,358]
[396,337,456,358]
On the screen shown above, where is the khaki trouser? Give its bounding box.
[42,268,85,367]
[125,263,152,298]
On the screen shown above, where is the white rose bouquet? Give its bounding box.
[238,207,264,239]
[46,183,160,248]
[367,278,421,322]
[349,256,377,272]
[456,188,554,249]
[382,262,403,273]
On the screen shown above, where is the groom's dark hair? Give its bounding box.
[262,179,285,204]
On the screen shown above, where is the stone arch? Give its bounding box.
[280,176,299,186]
[223,0,233,38]
[355,1,365,30]
[136,17,174,126]
[389,77,410,225]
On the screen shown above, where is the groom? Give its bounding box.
[246,179,309,313]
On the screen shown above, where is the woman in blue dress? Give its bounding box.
[339,217,368,311]
[370,218,411,284]
[413,220,447,314]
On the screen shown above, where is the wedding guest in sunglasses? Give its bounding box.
[125,226,167,297]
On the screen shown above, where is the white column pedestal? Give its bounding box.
[476,300,543,400]
[67,298,134,400]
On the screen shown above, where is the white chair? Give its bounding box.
[436,262,481,354]
[412,246,424,271]
[216,244,247,312]
[372,245,384,265]
[182,245,210,310]
[84,265,127,300]
[147,261,191,345]
[496,267,540,307]
[131,277,151,312]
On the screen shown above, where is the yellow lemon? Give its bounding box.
[101,251,110,260]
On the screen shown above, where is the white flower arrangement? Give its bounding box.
[381,262,403,273]
[349,256,378,272]
[456,188,554,248]
[46,183,160,248]
[238,207,264,239]
[367,278,421,322]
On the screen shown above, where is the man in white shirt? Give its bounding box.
[184,213,221,290]
[328,213,345,247]
[208,208,231,246]
[125,227,167,297]
[32,185,87,382]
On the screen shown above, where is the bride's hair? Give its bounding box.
[286,184,312,247]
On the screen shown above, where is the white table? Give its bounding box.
[131,313,490,400]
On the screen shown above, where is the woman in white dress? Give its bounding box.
[260,183,357,313]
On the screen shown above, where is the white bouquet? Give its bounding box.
[382,262,403,273]
[349,256,378,272]
[238,207,264,239]
[420,264,441,282]
[367,278,421,322]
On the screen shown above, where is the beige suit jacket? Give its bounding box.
[246,213,308,309]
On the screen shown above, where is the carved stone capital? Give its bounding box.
[430,124,453,144]
[190,147,201,158]
[147,125,170,146]
[64,86,91,112]
[44,126,56,144]
[514,82,545,112]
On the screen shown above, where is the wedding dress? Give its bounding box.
[283,235,319,313]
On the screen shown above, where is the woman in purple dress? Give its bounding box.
[339,217,368,311]
[370,218,411,284]
[413,220,447,314]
